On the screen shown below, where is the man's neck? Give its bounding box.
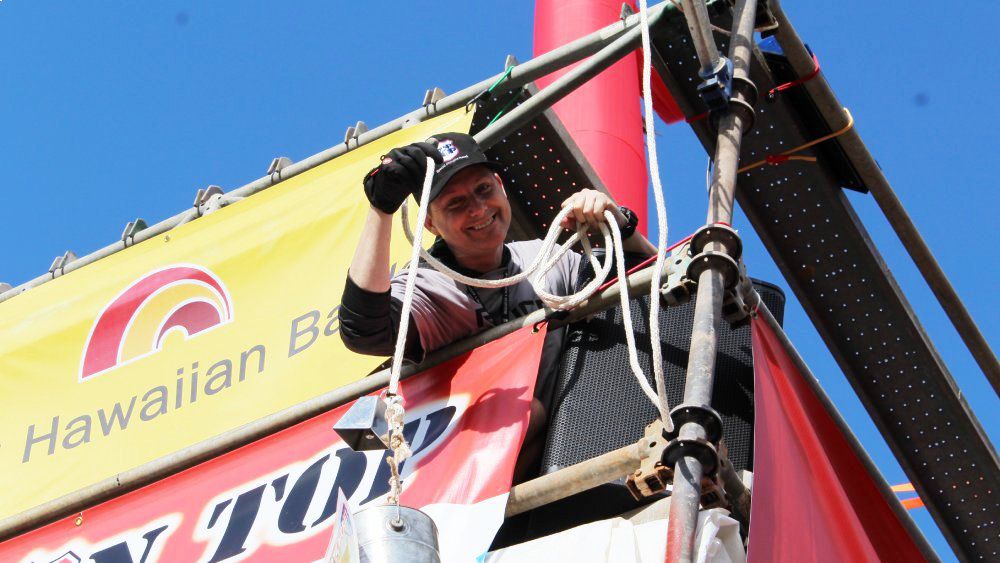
[453,245,504,274]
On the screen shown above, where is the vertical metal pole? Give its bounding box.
[666,1,758,561]
[678,0,723,73]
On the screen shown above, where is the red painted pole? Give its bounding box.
[534,0,652,233]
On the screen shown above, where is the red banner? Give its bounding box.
[747,319,927,561]
[2,326,545,563]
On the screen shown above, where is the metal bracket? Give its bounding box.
[697,56,734,112]
[121,218,148,248]
[724,76,759,134]
[690,223,742,260]
[703,68,758,135]
[625,419,671,499]
[421,87,446,108]
[663,436,720,477]
[333,395,390,451]
[722,260,756,326]
[659,241,697,306]
[48,251,78,279]
[666,403,724,443]
[686,222,743,289]
[624,419,728,508]
[193,185,224,217]
[344,121,368,148]
[689,224,752,323]
[686,250,740,290]
[268,156,293,180]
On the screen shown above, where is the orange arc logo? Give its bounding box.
[79,264,233,381]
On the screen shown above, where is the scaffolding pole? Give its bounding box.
[678,0,722,74]
[666,1,758,561]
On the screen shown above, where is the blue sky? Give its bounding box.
[1,1,996,560]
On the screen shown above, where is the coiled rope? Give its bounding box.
[380,0,675,508]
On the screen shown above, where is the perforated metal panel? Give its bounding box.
[542,278,786,475]
[649,7,998,560]
[470,85,612,248]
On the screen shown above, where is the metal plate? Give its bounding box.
[649,7,998,560]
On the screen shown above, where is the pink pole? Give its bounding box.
[533,1,684,234]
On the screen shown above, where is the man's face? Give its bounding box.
[425,165,511,257]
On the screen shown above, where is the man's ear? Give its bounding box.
[495,173,506,197]
[424,210,441,236]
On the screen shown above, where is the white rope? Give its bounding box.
[608,205,664,408]
[399,199,615,311]
[639,0,674,431]
[380,155,436,510]
[386,155,437,398]
[384,395,411,513]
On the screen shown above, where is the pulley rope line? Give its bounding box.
[639,0,674,431]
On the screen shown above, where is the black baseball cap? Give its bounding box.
[427,132,504,202]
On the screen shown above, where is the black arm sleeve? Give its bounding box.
[338,275,423,361]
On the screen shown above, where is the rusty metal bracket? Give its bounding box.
[660,241,698,306]
[686,251,740,290]
[690,223,742,260]
[624,419,728,509]
[722,259,757,325]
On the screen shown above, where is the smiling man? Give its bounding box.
[340,132,653,360]
[338,133,654,478]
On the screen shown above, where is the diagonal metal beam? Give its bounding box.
[648,4,998,559]
[766,0,1000,398]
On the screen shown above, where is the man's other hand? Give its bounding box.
[363,142,443,214]
[559,189,626,231]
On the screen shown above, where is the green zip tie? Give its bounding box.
[467,66,515,111]
[486,91,521,127]
[487,66,515,93]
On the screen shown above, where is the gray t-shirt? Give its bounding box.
[390,239,582,355]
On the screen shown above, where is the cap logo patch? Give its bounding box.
[437,140,461,163]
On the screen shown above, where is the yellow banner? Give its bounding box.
[0,108,475,520]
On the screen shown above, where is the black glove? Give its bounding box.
[363,142,443,214]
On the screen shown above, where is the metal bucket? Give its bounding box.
[355,505,441,563]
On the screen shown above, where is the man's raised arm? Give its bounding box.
[339,143,441,358]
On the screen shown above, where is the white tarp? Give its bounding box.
[485,508,745,563]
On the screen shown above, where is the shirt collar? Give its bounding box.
[426,237,511,277]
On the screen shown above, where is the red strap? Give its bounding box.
[686,111,709,123]
[769,52,821,98]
